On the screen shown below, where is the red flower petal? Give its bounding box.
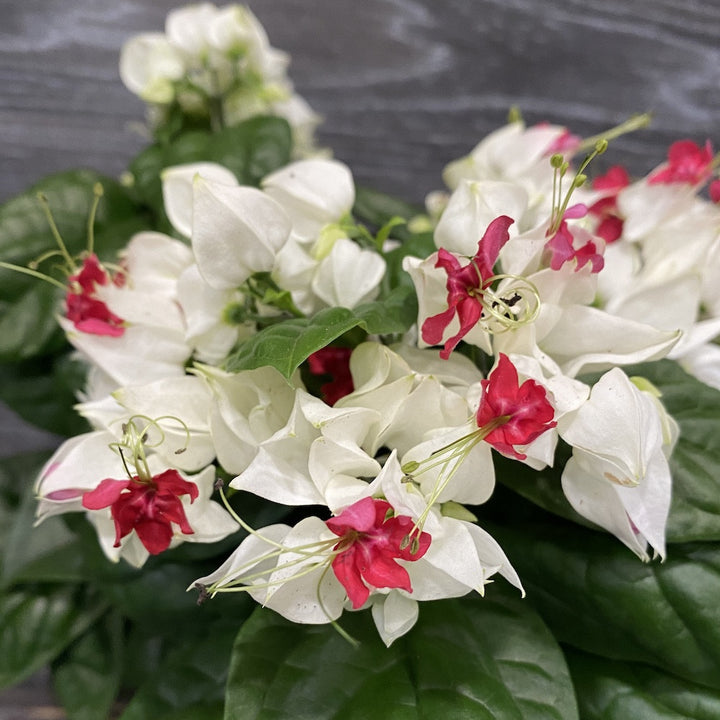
[82,478,130,510]
[327,498,431,608]
[476,354,557,458]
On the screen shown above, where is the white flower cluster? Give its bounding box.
[120,3,320,154]
[33,113,720,645]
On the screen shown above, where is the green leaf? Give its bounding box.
[225,588,578,720]
[491,517,720,690]
[153,702,224,720]
[496,360,720,543]
[0,450,79,589]
[381,230,436,293]
[225,286,416,378]
[0,584,106,689]
[0,283,65,360]
[353,186,421,240]
[118,620,238,720]
[129,116,292,217]
[0,169,149,360]
[633,360,720,542]
[0,353,90,436]
[494,442,595,531]
[52,612,124,720]
[565,648,720,720]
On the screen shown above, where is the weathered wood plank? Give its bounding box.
[1,0,719,204]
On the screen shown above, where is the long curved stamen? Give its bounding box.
[403,416,510,537]
[576,113,651,154]
[86,183,103,257]
[207,556,332,596]
[477,274,540,332]
[208,538,340,593]
[207,545,336,595]
[107,414,193,482]
[217,486,338,559]
[37,193,76,272]
[549,139,609,234]
[0,261,68,291]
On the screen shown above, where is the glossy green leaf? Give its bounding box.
[225,287,416,378]
[0,283,65,360]
[494,442,593,531]
[0,585,106,689]
[381,230,436,293]
[0,450,79,589]
[497,360,720,543]
[491,517,720,690]
[0,170,148,360]
[353,186,421,240]
[157,702,225,720]
[0,353,89,436]
[118,620,238,720]
[53,612,124,720]
[637,360,720,542]
[129,115,292,216]
[225,588,578,720]
[565,648,720,720]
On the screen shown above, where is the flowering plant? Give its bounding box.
[2,4,720,719]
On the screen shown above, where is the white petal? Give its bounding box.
[59,317,190,387]
[540,306,681,377]
[112,376,214,472]
[434,180,527,256]
[615,449,671,560]
[165,3,217,56]
[177,264,243,365]
[561,456,649,560]
[311,238,386,309]
[265,516,346,623]
[193,524,291,590]
[121,231,194,295]
[119,34,184,102]
[192,179,291,289]
[371,593,419,647]
[262,159,355,239]
[162,163,238,238]
[680,342,720,390]
[561,368,664,485]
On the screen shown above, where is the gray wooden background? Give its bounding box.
[1,0,719,715]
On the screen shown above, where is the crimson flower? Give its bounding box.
[326,497,431,609]
[66,254,125,337]
[711,179,720,204]
[476,353,557,460]
[544,205,604,273]
[587,165,630,243]
[82,469,198,555]
[648,139,714,186]
[422,215,513,359]
[307,346,354,405]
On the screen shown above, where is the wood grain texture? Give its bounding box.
[1,0,719,715]
[1,0,719,205]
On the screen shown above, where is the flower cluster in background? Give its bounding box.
[120,2,320,153]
